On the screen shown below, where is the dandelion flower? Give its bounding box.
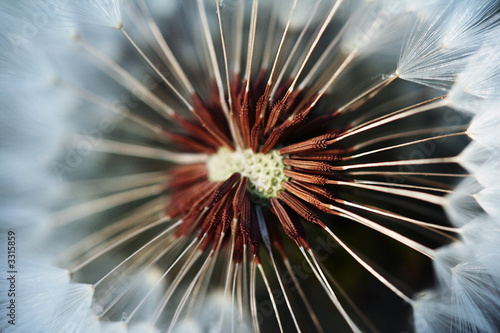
[1,0,500,332]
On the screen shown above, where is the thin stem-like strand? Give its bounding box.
[345,132,466,160]
[120,28,194,111]
[79,137,208,164]
[323,227,414,304]
[52,184,165,227]
[93,218,181,286]
[137,0,195,93]
[79,38,176,119]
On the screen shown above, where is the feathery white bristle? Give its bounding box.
[431,218,500,332]
[403,0,449,18]
[460,219,500,282]
[472,156,500,188]
[439,0,499,49]
[93,267,164,324]
[448,40,500,113]
[412,291,455,333]
[0,41,58,92]
[0,2,65,44]
[444,178,483,227]
[1,0,499,332]
[50,283,95,332]
[475,186,500,218]
[460,216,500,249]
[458,141,500,191]
[277,0,325,30]
[458,142,495,175]
[341,0,412,55]
[0,88,69,235]
[0,260,70,333]
[450,260,500,332]
[170,291,250,333]
[0,20,107,97]
[455,221,500,281]
[468,110,500,148]
[0,99,69,167]
[57,0,123,28]
[0,36,75,168]
[433,242,470,287]
[397,0,499,90]
[413,282,498,333]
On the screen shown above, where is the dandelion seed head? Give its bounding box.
[2,0,500,332]
[207,148,288,204]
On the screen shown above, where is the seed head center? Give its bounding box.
[207,147,289,205]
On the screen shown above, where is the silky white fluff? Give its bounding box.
[276,0,330,30]
[0,157,55,233]
[51,283,95,333]
[475,186,500,218]
[458,142,500,218]
[461,216,500,248]
[341,0,414,55]
[92,267,165,324]
[0,98,66,233]
[459,142,494,176]
[0,258,69,332]
[1,0,499,332]
[397,0,499,90]
[450,261,500,331]
[58,0,123,28]
[448,41,500,114]
[461,218,500,280]
[171,292,251,333]
[467,109,500,148]
[0,252,90,333]
[412,292,457,333]
[433,242,470,287]
[444,178,484,227]
[428,222,500,332]
[466,148,500,188]
[0,34,71,234]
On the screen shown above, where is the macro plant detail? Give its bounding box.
[1,0,500,332]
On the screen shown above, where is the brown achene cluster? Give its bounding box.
[163,73,350,262]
